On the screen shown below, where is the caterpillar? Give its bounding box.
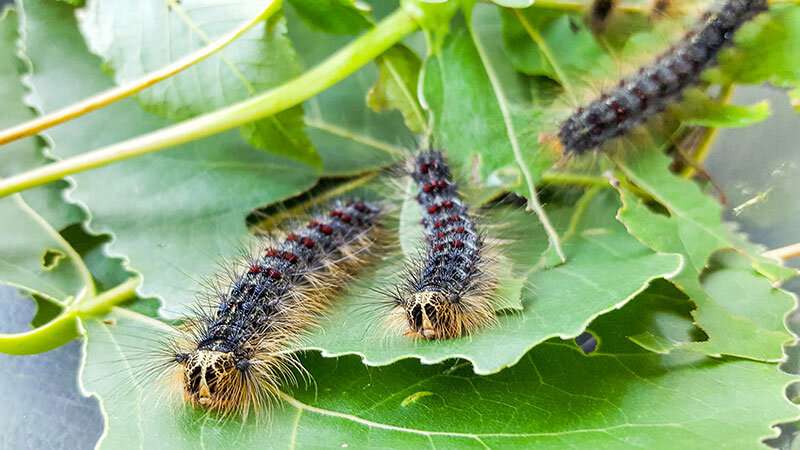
[387,151,497,340]
[162,199,382,416]
[559,0,768,155]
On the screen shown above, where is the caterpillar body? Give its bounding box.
[559,0,768,155]
[388,151,497,340]
[166,200,382,416]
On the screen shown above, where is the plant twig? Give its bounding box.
[1,0,281,146]
[763,243,800,262]
[0,276,140,355]
[0,7,420,198]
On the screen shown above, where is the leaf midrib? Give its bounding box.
[162,0,304,150]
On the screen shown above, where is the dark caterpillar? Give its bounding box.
[559,0,768,154]
[388,151,496,340]
[164,200,382,415]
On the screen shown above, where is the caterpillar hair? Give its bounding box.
[589,0,616,32]
[559,0,768,155]
[161,199,382,416]
[387,150,497,340]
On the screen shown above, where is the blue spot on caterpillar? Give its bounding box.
[164,199,382,416]
[559,0,768,154]
[388,150,497,340]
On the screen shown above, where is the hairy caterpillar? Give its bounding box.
[161,200,382,416]
[387,151,497,340]
[559,0,768,155]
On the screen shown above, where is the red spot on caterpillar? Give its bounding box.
[287,233,298,242]
[265,248,278,257]
[455,226,465,233]
[610,101,626,124]
[442,200,453,209]
[435,180,447,189]
[427,204,440,214]
[420,163,430,174]
[319,224,334,235]
[433,220,444,228]
[340,213,352,224]
[329,210,342,218]
[632,87,648,107]
[451,240,464,249]
[282,252,298,264]
[301,237,316,249]
[267,268,282,280]
[436,231,446,239]
[434,243,445,252]
[307,220,319,229]
[422,183,434,193]
[248,265,262,274]
[448,214,460,223]
[353,202,368,213]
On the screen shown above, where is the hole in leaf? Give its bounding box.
[575,331,598,354]
[41,249,65,271]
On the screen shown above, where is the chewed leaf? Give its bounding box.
[305,190,681,375]
[0,9,87,305]
[0,7,82,231]
[0,195,87,305]
[20,0,319,318]
[588,279,704,354]
[77,0,319,167]
[84,308,798,449]
[615,150,795,361]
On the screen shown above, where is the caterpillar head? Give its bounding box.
[177,350,246,412]
[401,291,463,340]
[389,288,498,340]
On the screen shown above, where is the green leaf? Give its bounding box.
[501,10,612,83]
[588,279,704,354]
[0,6,82,231]
[422,5,564,257]
[20,0,319,318]
[615,151,794,361]
[305,189,681,374]
[84,307,798,449]
[286,0,372,34]
[0,7,87,304]
[286,4,412,176]
[712,5,800,88]
[368,45,427,133]
[423,7,547,187]
[77,0,320,167]
[0,195,88,305]
[672,90,771,128]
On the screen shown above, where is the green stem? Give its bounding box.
[541,171,608,188]
[0,277,141,355]
[76,276,142,316]
[1,0,281,147]
[0,7,420,198]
